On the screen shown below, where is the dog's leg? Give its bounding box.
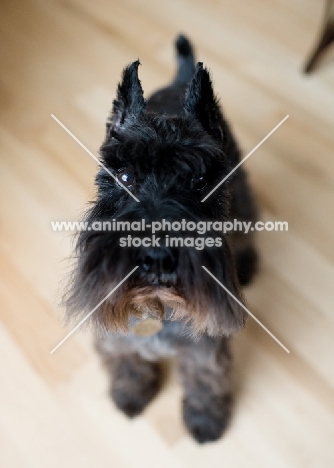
[178,337,233,443]
[97,345,162,417]
[110,353,161,417]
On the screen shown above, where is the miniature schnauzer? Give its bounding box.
[65,35,258,443]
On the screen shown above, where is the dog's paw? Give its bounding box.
[110,358,161,418]
[111,388,153,418]
[182,393,232,443]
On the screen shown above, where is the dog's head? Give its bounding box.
[65,61,246,336]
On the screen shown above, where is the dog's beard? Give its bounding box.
[64,235,247,337]
[99,286,187,331]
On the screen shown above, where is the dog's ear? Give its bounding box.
[184,62,223,142]
[107,61,146,136]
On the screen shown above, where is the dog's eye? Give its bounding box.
[192,176,207,191]
[116,168,135,189]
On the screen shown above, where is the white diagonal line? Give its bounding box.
[51,114,140,203]
[50,266,139,354]
[201,266,290,353]
[201,115,289,202]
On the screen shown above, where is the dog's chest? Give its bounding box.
[133,333,177,361]
[128,319,187,360]
[99,320,188,361]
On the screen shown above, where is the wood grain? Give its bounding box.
[0,0,333,466]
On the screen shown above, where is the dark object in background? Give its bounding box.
[304,0,334,73]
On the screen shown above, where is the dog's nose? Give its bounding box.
[139,248,177,277]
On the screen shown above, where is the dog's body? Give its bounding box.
[66,36,258,443]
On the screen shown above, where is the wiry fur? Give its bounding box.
[64,35,258,443]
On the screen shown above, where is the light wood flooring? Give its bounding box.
[0,0,334,466]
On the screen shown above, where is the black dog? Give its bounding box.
[65,35,258,443]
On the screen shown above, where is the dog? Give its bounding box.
[65,35,258,443]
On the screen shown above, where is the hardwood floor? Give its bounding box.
[0,0,333,466]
